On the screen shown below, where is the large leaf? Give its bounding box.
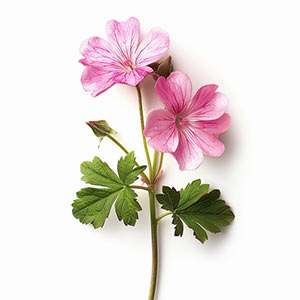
[156,181,234,243]
[72,152,146,227]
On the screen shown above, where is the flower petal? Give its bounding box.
[79,36,121,71]
[114,66,153,86]
[189,85,228,120]
[193,113,231,137]
[193,132,225,157]
[191,114,230,157]
[135,27,169,66]
[144,109,179,153]
[155,71,192,114]
[81,66,116,97]
[106,17,140,62]
[172,131,204,171]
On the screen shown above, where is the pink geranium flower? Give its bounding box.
[80,17,169,97]
[144,72,230,170]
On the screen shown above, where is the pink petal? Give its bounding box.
[81,66,116,97]
[144,109,179,153]
[191,114,230,157]
[172,131,204,171]
[193,113,231,137]
[189,85,228,120]
[135,27,169,66]
[114,66,153,86]
[79,36,121,71]
[155,71,192,114]
[193,132,225,157]
[106,17,140,62]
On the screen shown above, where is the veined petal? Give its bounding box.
[191,114,230,157]
[135,27,169,66]
[79,36,121,71]
[144,109,179,153]
[81,66,116,97]
[172,130,204,171]
[189,85,228,120]
[114,66,153,86]
[193,113,231,137]
[193,132,225,157]
[106,17,140,62]
[155,71,192,115]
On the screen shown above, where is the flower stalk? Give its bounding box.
[136,86,159,300]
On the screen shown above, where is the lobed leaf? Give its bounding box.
[156,181,234,243]
[73,152,146,228]
[156,186,180,211]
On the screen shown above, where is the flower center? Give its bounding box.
[123,59,134,70]
[176,115,188,128]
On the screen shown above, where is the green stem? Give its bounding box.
[156,211,172,223]
[129,185,152,192]
[154,152,164,181]
[135,86,158,300]
[107,134,129,154]
[136,85,153,181]
[148,188,158,300]
[152,150,159,178]
[107,134,150,183]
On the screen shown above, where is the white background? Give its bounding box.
[1,0,300,299]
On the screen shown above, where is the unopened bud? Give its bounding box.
[86,120,116,144]
[148,56,173,79]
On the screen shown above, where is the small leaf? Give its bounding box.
[156,186,180,211]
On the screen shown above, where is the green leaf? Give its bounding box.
[156,186,180,211]
[117,152,147,185]
[115,186,142,226]
[81,157,122,189]
[172,214,184,236]
[72,187,119,228]
[177,179,209,210]
[73,152,146,227]
[157,181,234,243]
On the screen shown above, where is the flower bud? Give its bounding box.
[86,120,116,144]
[149,56,173,79]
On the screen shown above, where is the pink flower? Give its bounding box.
[80,17,169,97]
[144,72,230,170]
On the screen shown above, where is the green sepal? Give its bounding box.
[86,120,116,145]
